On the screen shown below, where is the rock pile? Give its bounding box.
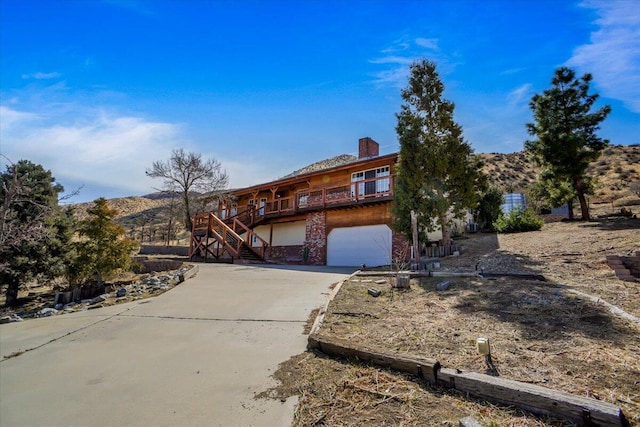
[0,312,24,324]
[2,265,195,322]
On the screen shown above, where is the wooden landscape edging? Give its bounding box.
[437,368,627,427]
[307,334,440,383]
[307,334,628,427]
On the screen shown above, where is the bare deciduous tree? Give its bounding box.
[146,149,228,231]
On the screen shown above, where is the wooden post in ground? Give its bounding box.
[411,210,420,269]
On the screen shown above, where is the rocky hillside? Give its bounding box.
[283,154,357,178]
[69,196,169,223]
[477,144,640,204]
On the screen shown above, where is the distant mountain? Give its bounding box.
[70,196,169,222]
[141,191,179,200]
[283,154,358,178]
[476,144,640,203]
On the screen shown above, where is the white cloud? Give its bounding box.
[507,83,533,107]
[415,38,439,50]
[500,67,525,76]
[370,36,452,88]
[0,105,39,130]
[21,72,62,80]
[567,1,640,112]
[369,55,415,66]
[1,105,182,200]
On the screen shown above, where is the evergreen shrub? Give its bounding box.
[493,208,544,233]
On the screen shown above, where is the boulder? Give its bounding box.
[0,314,22,323]
[89,295,106,305]
[367,288,382,297]
[39,308,58,317]
[436,280,451,291]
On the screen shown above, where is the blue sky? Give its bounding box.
[1,0,639,202]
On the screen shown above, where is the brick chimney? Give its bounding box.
[358,137,379,159]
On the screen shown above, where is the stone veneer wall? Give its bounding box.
[304,211,327,265]
[267,245,305,263]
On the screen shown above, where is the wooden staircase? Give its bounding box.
[189,212,268,262]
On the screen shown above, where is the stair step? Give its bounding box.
[192,212,265,262]
[239,245,264,261]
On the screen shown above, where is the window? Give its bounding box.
[351,165,390,198]
[259,197,267,216]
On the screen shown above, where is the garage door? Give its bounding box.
[327,225,392,267]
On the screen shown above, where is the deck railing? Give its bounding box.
[295,175,392,209]
[224,175,393,222]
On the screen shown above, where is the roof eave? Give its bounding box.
[228,152,398,196]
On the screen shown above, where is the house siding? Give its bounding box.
[326,204,392,232]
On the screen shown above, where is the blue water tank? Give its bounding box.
[501,193,527,215]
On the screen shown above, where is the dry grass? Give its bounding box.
[259,352,574,427]
[259,218,640,426]
[319,275,640,421]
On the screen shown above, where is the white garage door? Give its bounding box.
[327,224,392,267]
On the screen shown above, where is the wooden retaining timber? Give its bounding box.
[308,334,440,383]
[308,334,628,426]
[438,368,627,427]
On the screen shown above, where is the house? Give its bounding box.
[190,137,411,267]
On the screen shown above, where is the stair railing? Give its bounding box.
[206,213,247,258]
[223,204,258,229]
[232,218,269,259]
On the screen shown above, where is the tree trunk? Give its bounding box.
[5,282,19,307]
[577,192,590,220]
[574,178,590,220]
[567,200,574,220]
[183,191,192,231]
[439,214,451,246]
[410,210,420,266]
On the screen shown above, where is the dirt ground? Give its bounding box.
[260,218,640,426]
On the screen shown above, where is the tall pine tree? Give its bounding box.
[393,60,485,245]
[69,198,139,286]
[1,160,73,306]
[525,67,611,220]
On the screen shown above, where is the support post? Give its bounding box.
[411,210,420,269]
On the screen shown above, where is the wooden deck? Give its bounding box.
[220,175,394,225]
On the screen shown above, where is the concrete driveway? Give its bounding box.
[0,263,353,427]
